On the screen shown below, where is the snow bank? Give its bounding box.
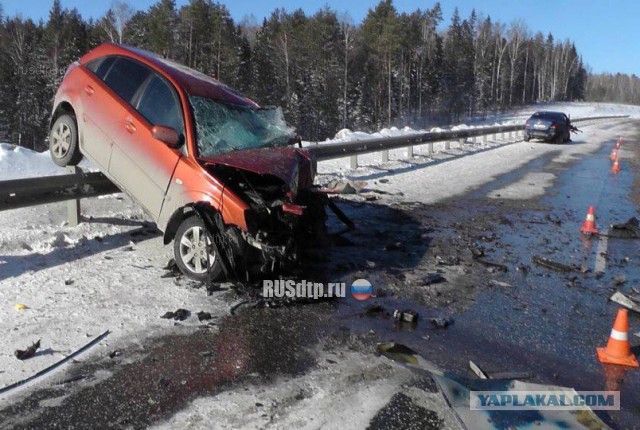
[0,143,65,180]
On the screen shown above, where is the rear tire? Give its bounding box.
[49,114,82,167]
[523,135,530,142]
[174,215,223,282]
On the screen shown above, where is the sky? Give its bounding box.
[1,0,638,75]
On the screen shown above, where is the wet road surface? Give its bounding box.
[1,121,639,429]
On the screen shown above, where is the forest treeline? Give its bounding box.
[0,0,635,149]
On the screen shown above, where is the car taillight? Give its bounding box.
[550,123,557,129]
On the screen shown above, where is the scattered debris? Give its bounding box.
[545,214,562,225]
[365,304,384,316]
[614,275,626,286]
[161,258,182,279]
[610,291,640,314]
[429,317,453,329]
[384,242,404,251]
[469,360,532,380]
[608,217,640,239]
[108,350,122,359]
[379,343,609,430]
[15,340,41,360]
[379,178,390,184]
[393,309,419,323]
[423,274,447,286]
[1,331,110,396]
[488,280,512,288]
[64,279,74,286]
[161,309,190,321]
[436,255,460,266]
[327,179,361,194]
[376,342,443,375]
[469,360,488,379]
[474,257,508,272]
[196,311,212,321]
[14,303,28,310]
[532,256,577,272]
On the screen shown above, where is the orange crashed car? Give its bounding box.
[48,43,329,282]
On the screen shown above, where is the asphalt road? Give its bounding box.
[1,120,639,429]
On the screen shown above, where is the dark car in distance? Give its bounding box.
[524,111,573,143]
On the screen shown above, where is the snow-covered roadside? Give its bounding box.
[316,121,634,205]
[0,194,229,391]
[0,144,65,180]
[0,143,96,180]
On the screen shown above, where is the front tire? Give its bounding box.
[173,216,222,282]
[49,114,82,167]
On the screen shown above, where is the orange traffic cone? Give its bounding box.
[580,206,599,235]
[610,149,618,161]
[597,309,639,367]
[612,156,621,173]
[616,137,622,149]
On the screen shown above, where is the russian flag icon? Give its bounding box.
[351,279,372,301]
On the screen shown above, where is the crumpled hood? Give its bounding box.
[201,147,316,192]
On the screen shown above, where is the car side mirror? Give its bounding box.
[152,125,181,149]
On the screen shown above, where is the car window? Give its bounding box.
[86,56,116,80]
[103,58,151,103]
[136,75,184,136]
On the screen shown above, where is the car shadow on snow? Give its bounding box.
[0,224,161,281]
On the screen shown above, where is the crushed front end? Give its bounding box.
[201,147,348,280]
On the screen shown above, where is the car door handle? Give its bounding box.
[125,119,136,134]
[84,85,95,96]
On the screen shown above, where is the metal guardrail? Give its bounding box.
[307,115,630,163]
[0,115,630,225]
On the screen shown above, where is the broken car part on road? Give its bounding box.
[14,340,41,361]
[1,331,110,397]
[378,343,610,430]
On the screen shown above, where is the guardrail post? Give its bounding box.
[407,146,413,158]
[350,155,358,169]
[428,142,434,154]
[501,131,506,140]
[381,150,389,163]
[445,141,451,150]
[483,134,488,144]
[66,166,81,227]
[458,138,464,147]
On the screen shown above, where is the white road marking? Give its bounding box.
[595,231,608,274]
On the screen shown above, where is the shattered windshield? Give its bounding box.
[190,96,295,157]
